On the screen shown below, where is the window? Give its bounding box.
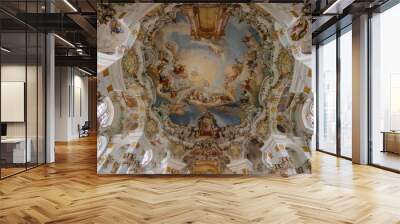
[370,3,400,171]
[316,25,353,159]
[390,74,400,130]
[97,101,109,127]
[317,36,337,154]
[340,28,352,158]
[97,97,114,128]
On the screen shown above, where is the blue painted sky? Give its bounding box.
[157,12,260,127]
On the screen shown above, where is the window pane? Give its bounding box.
[0,0,47,179]
[340,29,352,158]
[27,31,38,169]
[371,3,400,171]
[1,31,28,177]
[38,32,45,165]
[318,37,337,154]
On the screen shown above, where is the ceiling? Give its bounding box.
[312,0,391,44]
[4,0,392,73]
[0,0,96,74]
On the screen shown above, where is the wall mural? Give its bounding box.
[97,3,313,176]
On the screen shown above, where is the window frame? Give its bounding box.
[367,0,400,173]
[315,24,353,161]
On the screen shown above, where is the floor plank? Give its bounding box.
[0,136,399,224]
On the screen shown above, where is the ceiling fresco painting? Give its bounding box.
[97,3,313,176]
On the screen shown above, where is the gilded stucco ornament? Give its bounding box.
[97,3,312,176]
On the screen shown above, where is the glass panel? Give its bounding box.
[318,37,337,154]
[27,31,38,169]
[1,31,27,177]
[371,4,400,171]
[390,75,400,130]
[0,0,46,178]
[38,32,45,165]
[340,29,352,158]
[27,0,40,168]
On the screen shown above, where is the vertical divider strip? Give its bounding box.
[316,45,320,151]
[337,25,341,157]
[0,20,2,179]
[25,0,28,171]
[36,0,39,167]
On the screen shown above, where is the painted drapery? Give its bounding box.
[97,3,313,176]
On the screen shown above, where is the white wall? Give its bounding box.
[1,64,46,164]
[55,67,69,141]
[54,67,89,141]
[71,73,89,138]
[1,66,26,138]
[1,65,39,137]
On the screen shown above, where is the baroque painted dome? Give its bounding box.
[97,3,312,176]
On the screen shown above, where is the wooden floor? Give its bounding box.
[1,136,400,224]
[0,167,26,178]
[372,150,400,171]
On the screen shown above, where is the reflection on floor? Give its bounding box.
[0,136,400,223]
[373,150,400,171]
[0,167,25,178]
[341,147,352,159]
[0,163,42,178]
